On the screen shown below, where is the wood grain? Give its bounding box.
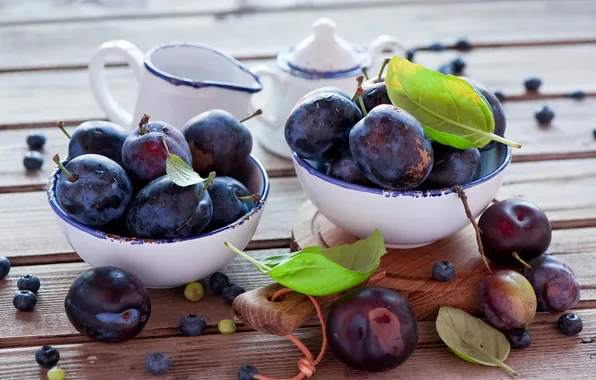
[1,310,596,379]
[0,177,306,262]
[1,1,595,71]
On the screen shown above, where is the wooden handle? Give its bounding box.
[232,283,341,336]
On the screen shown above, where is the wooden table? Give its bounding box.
[1,0,596,378]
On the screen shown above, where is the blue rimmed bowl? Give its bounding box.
[47,155,270,288]
[292,144,512,248]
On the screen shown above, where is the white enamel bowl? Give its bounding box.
[292,144,511,248]
[47,155,270,288]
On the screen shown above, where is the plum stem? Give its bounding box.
[512,252,532,270]
[356,87,368,116]
[56,120,71,139]
[237,193,262,203]
[351,75,364,102]
[225,242,272,273]
[197,171,216,199]
[138,114,150,135]
[361,66,369,80]
[239,109,263,123]
[53,154,78,182]
[377,58,390,83]
[453,185,492,274]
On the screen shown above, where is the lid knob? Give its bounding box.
[312,18,336,40]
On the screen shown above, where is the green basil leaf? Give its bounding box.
[386,56,521,149]
[320,228,385,274]
[436,306,517,376]
[165,153,202,187]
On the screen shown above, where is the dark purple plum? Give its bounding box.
[326,152,375,187]
[478,199,552,265]
[326,286,418,372]
[61,120,128,167]
[522,254,580,312]
[126,174,214,239]
[54,154,133,228]
[349,104,433,190]
[64,266,150,343]
[354,77,391,113]
[462,78,506,151]
[285,92,363,160]
[421,142,481,188]
[206,176,259,231]
[299,87,351,102]
[181,109,257,178]
[122,115,191,183]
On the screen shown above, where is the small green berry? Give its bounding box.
[184,282,204,302]
[218,319,236,334]
[47,367,66,380]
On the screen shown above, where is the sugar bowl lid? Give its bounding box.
[278,18,369,77]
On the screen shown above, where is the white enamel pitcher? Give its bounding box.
[88,40,263,130]
[249,18,405,158]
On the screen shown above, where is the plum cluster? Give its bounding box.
[53,110,261,240]
[284,71,506,191]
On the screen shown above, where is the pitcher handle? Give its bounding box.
[88,40,144,128]
[249,65,285,130]
[368,34,406,67]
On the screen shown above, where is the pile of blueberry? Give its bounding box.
[0,257,43,312]
[24,131,46,171]
[51,109,262,240]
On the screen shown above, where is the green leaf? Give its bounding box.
[386,56,521,149]
[436,306,517,376]
[225,229,386,296]
[165,153,203,187]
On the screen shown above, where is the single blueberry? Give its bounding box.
[26,132,46,150]
[431,261,455,282]
[535,106,555,124]
[427,42,445,52]
[524,76,542,92]
[146,352,171,376]
[451,57,466,74]
[437,63,453,75]
[23,151,44,170]
[504,328,532,349]
[222,284,245,306]
[592,128,596,141]
[209,272,230,294]
[454,38,472,51]
[568,90,586,100]
[238,365,259,380]
[35,346,60,368]
[179,314,207,337]
[493,90,506,103]
[17,274,40,293]
[557,314,583,336]
[13,290,37,311]
[406,48,416,62]
[0,256,10,279]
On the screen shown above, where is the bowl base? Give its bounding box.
[385,241,436,249]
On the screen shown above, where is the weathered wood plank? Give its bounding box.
[0,177,306,262]
[1,309,595,379]
[1,1,594,71]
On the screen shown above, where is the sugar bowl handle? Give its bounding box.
[368,34,406,66]
[249,65,286,129]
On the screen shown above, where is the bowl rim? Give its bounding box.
[47,154,271,244]
[293,145,512,197]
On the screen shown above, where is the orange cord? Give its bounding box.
[253,288,328,380]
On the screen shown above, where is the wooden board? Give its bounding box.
[1,1,595,71]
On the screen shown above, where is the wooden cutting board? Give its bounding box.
[233,200,507,336]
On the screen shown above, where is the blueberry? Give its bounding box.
[593,128,596,141]
[13,290,37,311]
[0,256,10,279]
[238,365,259,380]
[535,106,555,124]
[557,314,583,336]
[504,328,532,349]
[427,42,445,52]
[568,90,586,100]
[179,314,206,337]
[17,274,40,293]
[451,57,466,74]
[432,261,455,282]
[222,284,245,305]
[406,48,416,62]
[437,63,453,75]
[24,151,44,171]
[524,76,542,92]
[26,132,46,150]
[209,272,230,294]
[35,346,60,368]
[454,38,472,51]
[493,90,506,103]
[145,352,171,376]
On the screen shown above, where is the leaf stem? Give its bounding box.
[495,359,518,377]
[237,193,262,203]
[239,109,263,123]
[361,67,369,81]
[138,114,150,135]
[453,185,492,274]
[377,58,390,83]
[53,154,78,182]
[486,132,522,148]
[356,87,368,116]
[512,252,532,270]
[225,242,272,273]
[351,75,364,102]
[198,171,216,198]
[161,137,171,155]
[56,120,71,139]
